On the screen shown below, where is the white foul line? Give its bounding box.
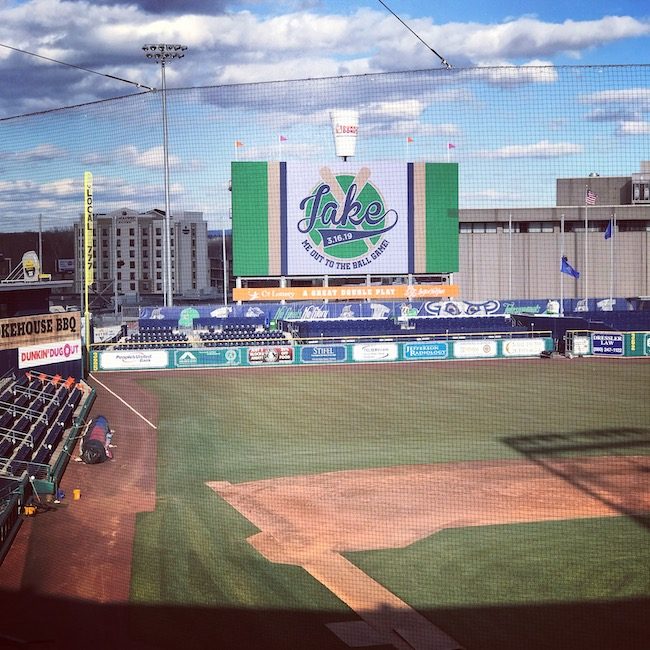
[88,372,158,430]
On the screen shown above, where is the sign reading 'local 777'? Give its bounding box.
[232,161,458,277]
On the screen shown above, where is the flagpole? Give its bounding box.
[584,186,589,306]
[609,212,615,306]
[560,214,564,317]
[508,212,512,300]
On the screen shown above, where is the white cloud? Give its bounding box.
[618,121,650,135]
[474,140,583,159]
[1,2,649,117]
[582,87,650,110]
[82,144,183,169]
[469,60,558,85]
[10,143,68,161]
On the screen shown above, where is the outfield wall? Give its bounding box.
[567,331,650,357]
[91,337,553,372]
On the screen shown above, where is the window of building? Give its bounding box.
[130,261,135,269]
[633,182,650,202]
[156,272,162,280]
[130,282,136,291]
[129,239,135,247]
[155,228,161,236]
[156,282,162,291]
[130,250,135,258]
[619,220,648,232]
[460,222,497,233]
[156,238,162,247]
[156,250,161,258]
[116,228,121,236]
[129,228,135,236]
[142,239,148,247]
[527,221,554,233]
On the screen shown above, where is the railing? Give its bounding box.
[0,472,27,566]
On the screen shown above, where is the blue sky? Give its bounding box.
[0,0,648,232]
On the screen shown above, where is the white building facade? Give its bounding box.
[74,208,210,303]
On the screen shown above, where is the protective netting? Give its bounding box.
[1,64,648,233]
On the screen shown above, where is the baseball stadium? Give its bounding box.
[0,63,649,650]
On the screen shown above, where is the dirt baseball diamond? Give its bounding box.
[208,455,650,649]
[1,368,648,650]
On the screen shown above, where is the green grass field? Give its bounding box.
[128,359,650,649]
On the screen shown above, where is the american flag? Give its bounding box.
[585,188,598,205]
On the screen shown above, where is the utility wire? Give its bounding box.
[0,42,155,90]
[375,0,452,69]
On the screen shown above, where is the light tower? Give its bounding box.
[142,44,187,307]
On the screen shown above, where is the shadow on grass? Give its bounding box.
[0,590,649,650]
[503,427,650,529]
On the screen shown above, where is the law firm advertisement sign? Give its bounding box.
[591,332,624,356]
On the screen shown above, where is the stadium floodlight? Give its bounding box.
[142,44,187,307]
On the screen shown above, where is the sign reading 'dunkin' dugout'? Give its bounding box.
[591,332,624,356]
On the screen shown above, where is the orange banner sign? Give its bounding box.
[233,284,459,302]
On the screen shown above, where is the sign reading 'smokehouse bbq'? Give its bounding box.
[232,161,458,277]
[0,312,81,351]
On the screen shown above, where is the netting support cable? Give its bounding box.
[375,0,452,69]
[0,42,155,90]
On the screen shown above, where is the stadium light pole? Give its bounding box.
[142,43,187,307]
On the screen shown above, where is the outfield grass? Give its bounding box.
[129,359,650,649]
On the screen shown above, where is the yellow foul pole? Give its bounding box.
[83,171,94,355]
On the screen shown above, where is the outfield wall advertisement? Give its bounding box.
[232,161,458,277]
[91,337,553,371]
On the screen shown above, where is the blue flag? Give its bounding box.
[561,256,580,279]
[604,220,612,239]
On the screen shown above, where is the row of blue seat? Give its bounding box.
[0,375,82,471]
[287,317,525,339]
